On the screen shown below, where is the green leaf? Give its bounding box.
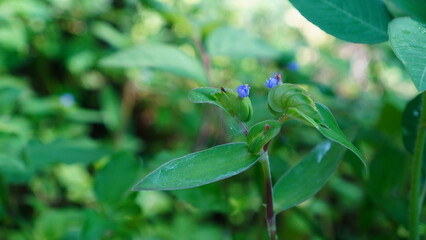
[132,143,260,191]
[389,17,426,91]
[189,87,253,122]
[100,43,207,85]
[387,0,426,23]
[247,120,281,153]
[289,0,391,43]
[94,152,139,205]
[26,139,110,169]
[206,27,281,59]
[188,87,221,106]
[273,141,346,213]
[292,103,367,168]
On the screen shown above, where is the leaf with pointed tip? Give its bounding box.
[289,0,391,43]
[273,141,346,213]
[132,143,261,191]
[290,103,366,168]
[389,17,426,91]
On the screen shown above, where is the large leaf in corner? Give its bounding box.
[100,43,207,85]
[273,141,347,213]
[132,143,260,191]
[289,0,391,43]
[389,17,426,91]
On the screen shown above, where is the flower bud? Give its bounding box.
[213,88,253,122]
[267,83,321,125]
[236,84,250,98]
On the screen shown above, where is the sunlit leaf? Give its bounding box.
[273,141,346,213]
[389,17,426,91]
[132,143,261,190]
[100,43,207,85]
[289,0,391,43]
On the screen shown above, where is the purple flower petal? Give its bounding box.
[264,73,282,89]
[236,84,250,98]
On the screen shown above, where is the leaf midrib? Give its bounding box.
[319,0,387,36]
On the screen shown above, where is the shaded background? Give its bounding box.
[0,0,418,239]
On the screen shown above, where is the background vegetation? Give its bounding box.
[0,0,420,239]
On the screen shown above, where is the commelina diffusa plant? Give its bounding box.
[132,74,366,239]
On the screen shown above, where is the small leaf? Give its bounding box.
[247,120,281,153]
[188,87,221,106]
[206,27,281,59]
[132,143,260,191]
[273,141,346,213]
[100,43,207,85]
[289,0,391,43]
[389,17,426,91]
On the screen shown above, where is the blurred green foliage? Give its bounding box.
[0,0,419,239]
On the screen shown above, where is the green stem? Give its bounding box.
[410,91,426,240]
[260,153,277,240]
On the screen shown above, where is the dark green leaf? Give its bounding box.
[289,0,391,43]
[26,139,110,169]
[402,93,421,154]
[387,0,426,23]
[132,143,261,191]
[100,43,207,85]
[273,141,346,213]
[206,27,281,59]
[389,17,426,91]
[247,120,281,153]
[94,152,139,205]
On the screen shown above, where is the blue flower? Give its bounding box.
[236,84,250,98]
[60,93,75,107]
[264,74,281,88]
[287,61,299,72]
